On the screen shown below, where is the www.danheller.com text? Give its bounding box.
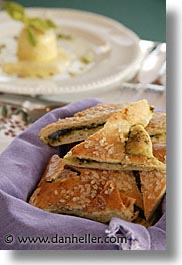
[3,233,127,245]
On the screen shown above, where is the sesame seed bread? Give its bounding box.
[29,146,166,224]
[32,100,166,225]
[146,112,166,144]
[39,103,166,147]
[64,100,165,171]
[29,155,140,223]
[139,142,166,221]
[152,143,166,164]
[39,103,124,146]
[140,170,166,221]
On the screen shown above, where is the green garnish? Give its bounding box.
[68,71,77,77]
[0,44,6,54]
[27,17,58,32]
[27,27,37,46]
[5,1,27,23]
[57,33,73,40]
[1,105,8,118]
[5,1,58,46]
[79,55,92,64]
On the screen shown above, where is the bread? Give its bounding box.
[139,170,166,220]
[139,143,166,221]
[64,100,165,171]
[29,155,139,223]
[29,153,166,224]
[39,103,166,147]
[31,100,166,226]
[146,112,166,144]
[152,143,166,163]
[39,103,124,146]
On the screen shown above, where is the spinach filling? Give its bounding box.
[133,171,142,192]
[150,133,165,139]
[77,158,95,164]
[48,123,105,140]
[76,158,145,166]
[49,128,72,140]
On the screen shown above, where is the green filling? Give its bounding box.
[47,123,104,144]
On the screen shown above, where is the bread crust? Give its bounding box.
[29,154,166,224]
[146,112,166,144]
[152,143,166,163]
[64,100,165,171]
[39,103,124,146]
[29,155,143,223]
[39,103,166,146]
[31,100,166,225]
[140,170,166,220]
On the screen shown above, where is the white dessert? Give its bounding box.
[17,27,59,63]
[2,28,70,78]
[2,2,70,78]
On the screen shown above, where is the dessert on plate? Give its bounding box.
[2,1,69,78]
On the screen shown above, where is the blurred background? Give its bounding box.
[0,0,166,153]
[14,0,166,42]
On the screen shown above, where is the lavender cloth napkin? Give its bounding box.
[0,99,166,250]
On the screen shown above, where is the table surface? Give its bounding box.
[15,0,166,42]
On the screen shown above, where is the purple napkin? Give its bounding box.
[0,99,166,250]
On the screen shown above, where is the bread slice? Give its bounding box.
[112,170,143,209]
[39,103,124,146]
[29,155,141,223]
[64,100,165,171]
[152,143,166,164]
[136,143,166,221]
[146,112,166,144]
[140,170,166,220]
[39,102,166,147]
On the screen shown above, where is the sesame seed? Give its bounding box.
[54,190,58,195]
[91,180,96,185]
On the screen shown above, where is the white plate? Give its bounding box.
[0,8,143,95]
